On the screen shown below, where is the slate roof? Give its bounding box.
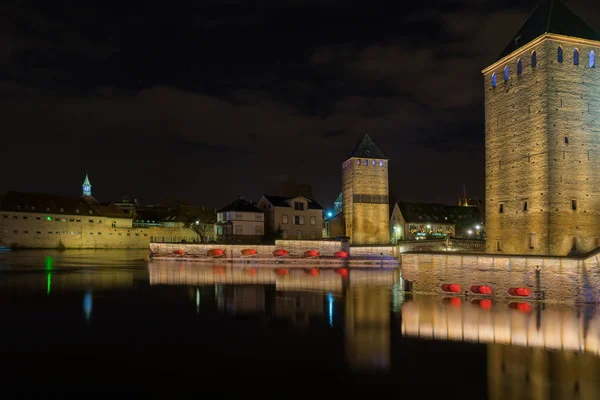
[497,0,600,61]
[217,198,264,213]
[396,202,481,224]
[135,204,217,223]
[0,191,128,219]
[262,195,323,210]
[348,134,387,160]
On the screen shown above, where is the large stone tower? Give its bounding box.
[342,134,389,244]
[483,0,600,256]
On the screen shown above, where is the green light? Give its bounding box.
[46,216,52,221]
[45,256,53,270]
[47,272,52,295]
[45,256,53,295]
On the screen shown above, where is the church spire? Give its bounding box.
[82,171,92,197]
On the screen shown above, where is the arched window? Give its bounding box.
[558,46,563,63]
[504,65,509,81]
[574,48,579,65]
[532,51,537,67]
[517,58,523,75]
[590,50,595,68]
[492,73,497,87]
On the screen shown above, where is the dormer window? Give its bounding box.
[294,201,305,211]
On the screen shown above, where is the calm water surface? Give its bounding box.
[0,250,598,398]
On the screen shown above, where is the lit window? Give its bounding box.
[574,48,579,65]
[517,58,522,75]
[504,65,509,81]
[531,51,537,67]
[590,50,595,68]
[364,159,368,166]
[379,160,384,166]
[558,46,563,63]
[371,160,375,166]
[357,160,361,165]
[492,73,497,87]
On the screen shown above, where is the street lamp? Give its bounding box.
[327,211,333,218]
[475,225,481,230]
[467,229,473,235]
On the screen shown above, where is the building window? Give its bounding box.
[55,218,60,221]
[235,211,242,220]
[98,220,102,224]
[76,219,81,222]
[496,240,502,251]
[572,236,577,251]
[565,136,569,144]
[371,160,376,166]
[255,213,262,221]
[255,226,262,235]
[357,160,361,165]
[281,214,288,224]
[503,65,509,81]
[12,230,18,235]
[558,46,563,63]
[574,48,579,65]
[23,230,28,234]
[36,217,41,220]
[294,202,305,211]
[294,216,305,225]
[492,73,497,87]
[36,231,41,234]
[499,203,504,214]
[517,58,522,75]
[89,219,94,223]
[48,231,53,234]
[523,201,528,212]
[310,216,316,225]
[590,50,595,68]
[528,234,536,250]
[310,231,316,240]
[296,230,302,240]
[23,216,28,220]
[379,160,384,166]
[572,199,577,211]
[531,50,537,67]
[12,216,18,219]
[235,225,242,234]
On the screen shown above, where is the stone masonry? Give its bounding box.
[484,34,600,256]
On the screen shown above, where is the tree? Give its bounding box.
[262,224,284,244]
[184,213,215,243]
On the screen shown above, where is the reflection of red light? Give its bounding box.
[309,268,319,276]
[248,268,257,275]
[276,268,289,276]
[479,299,492,310]
[214,266,224,275]
[517,302,531,313]
[335,268,349,277]
[450,297,461,307]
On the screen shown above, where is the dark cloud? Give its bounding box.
[0,0,598,208]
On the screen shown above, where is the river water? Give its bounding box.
[0,249,598,398]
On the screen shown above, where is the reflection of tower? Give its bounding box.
[342,134,390,244]
[344,286,390,371]
[487,344,600,400]
[82,172,92,197]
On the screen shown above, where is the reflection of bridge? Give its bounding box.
[401,295,600,356]
[147,262,398,293]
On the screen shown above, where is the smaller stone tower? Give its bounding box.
[82,172,92,197]
[342,134,390,244]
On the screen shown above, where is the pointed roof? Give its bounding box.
[83,173,91,186]
[348,134,387,160]
[497,0,600,61]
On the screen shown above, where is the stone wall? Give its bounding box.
[401,250,600,304]
[342,157,389,245]
[350,246,397,258]
[150,242,277,257]
[275,239,341,256]
[484,34,600,256]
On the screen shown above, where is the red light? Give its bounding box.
[479,299,492,310]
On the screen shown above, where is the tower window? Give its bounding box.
[590,50,595,68]
[504,65,509,81]
[499,203,504,214]
[531,50,537,67]
[523,201,528,212]
[565,136,569,144]
[496,240,502,252]
[492,73,497,87]
[571,199,577,211]
[558,46,563,63]
[517,58,523,75]
[528,234,536,250]
[357,160,361,165]
[574,49,579,65]
[371,160,375,166]
[364,159,368,166]
[379,160,384,166]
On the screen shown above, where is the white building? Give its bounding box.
[215,198,265,243]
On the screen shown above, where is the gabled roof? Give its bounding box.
[135,204,216,223]
[348,134,387,160]
[262,195,323,210]
[497,0,600,61]
[0,191,128,219]
[395,202,481,224]
[217,198,263,213]
[334,193,343,204]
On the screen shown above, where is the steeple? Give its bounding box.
[348,134,387,159]
[82,171,92,197]
[497,0,600,61]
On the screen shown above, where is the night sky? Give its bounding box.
[3,0,600,210]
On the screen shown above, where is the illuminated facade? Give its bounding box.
[484,0,600,255]
[342,134,390,244]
